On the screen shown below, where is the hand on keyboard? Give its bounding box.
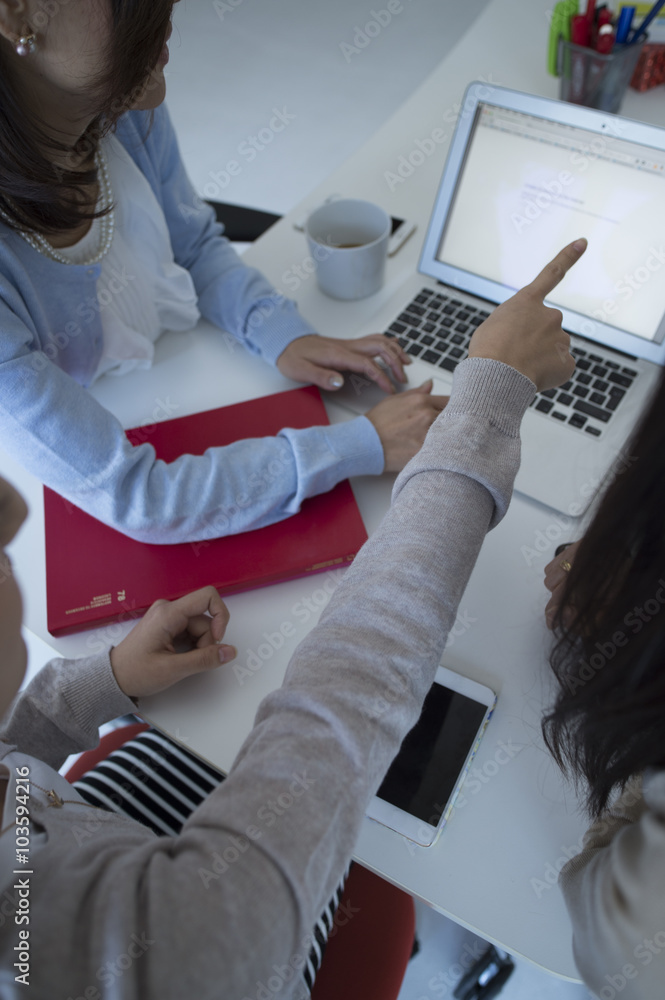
[277,332,410,393]
[468,239,587,392]
[366,379,449,472]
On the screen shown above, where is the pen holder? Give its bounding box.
[557,38,645,113]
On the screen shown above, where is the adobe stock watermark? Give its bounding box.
[55,392,180,519]
[512,181,665,320]
[509,122,625,239]
[202,108,296,199]
[530,781,644,902]
[383,76,501,192]
[70,725,195,846]
[205,233,335,353]
[339,1,413,63]
[509,134,611,236]
[189,444,301,547]
[223,288,295,355]
[32,0,71,29]
[510,172,577,235]
[403,739,523,856]
[28,266,137,376]
[531,777,644,900]
[212,0,246,20]
[411,607,479,659]
[280,238,336,295]
[591,245,665,326]
[530,838,585,899]
[417,940,489,999]
[53,62,167,181]
[232,570,345,685]
[198,771,316,888]
[64,932,154,1000]
[594,933,665,999]
[520,450,636,567]
[179,237,334,357]
[202,241,330,355]
[559,578,665,696]
[238,920,352,1000]
[365,607,478,723]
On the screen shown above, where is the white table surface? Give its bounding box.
[5,0,665,980]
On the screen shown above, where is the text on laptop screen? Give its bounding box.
[436,104,665,343]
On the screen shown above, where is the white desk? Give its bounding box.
[4,0,665,981]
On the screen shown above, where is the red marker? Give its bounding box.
[597,5,612,26]
[572,13,591,45]
[596,22,615,53]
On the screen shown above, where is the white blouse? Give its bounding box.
[57,135,200,380]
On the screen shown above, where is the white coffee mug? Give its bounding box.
[305,199,391,300]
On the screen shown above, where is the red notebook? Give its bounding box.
[44,385,368,636]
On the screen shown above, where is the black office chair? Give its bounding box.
[453,946,514,999]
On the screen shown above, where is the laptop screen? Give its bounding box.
[425,93,665,355]
[437,104,665,343]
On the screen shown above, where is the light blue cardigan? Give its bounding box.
[0,106,383,543]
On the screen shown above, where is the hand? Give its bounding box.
[109,587,237,699]
[276,333,410,394]
[366,380,449,472]
[468,239,587,392]
[544,541,580,629]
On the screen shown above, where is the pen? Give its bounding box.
[615,5,636,43]
[589,4,610,44]
[628,0,665,43]
[572,13,591,45]
[596,22,615,52]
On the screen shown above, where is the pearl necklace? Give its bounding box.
[20,146,115,266]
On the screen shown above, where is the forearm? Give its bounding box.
[0,652,135,770]
[0,349,383,543]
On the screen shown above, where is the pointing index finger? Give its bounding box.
[527,238,587,301]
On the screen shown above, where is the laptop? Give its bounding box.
[333,82,665,516]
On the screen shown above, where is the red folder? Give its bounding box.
[44,386,368,636]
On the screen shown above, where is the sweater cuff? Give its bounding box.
[446,357,537,433]
[64,650,138,734]
[315,415,385,483]
[392,357,535,529]
[245,300,317,366]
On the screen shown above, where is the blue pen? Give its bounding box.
[615,5,635,43]
[628,0,665,43]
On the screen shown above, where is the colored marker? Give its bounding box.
[629,0,665,43]
[615,5,636,44]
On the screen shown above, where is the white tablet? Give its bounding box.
[366,665,496,847]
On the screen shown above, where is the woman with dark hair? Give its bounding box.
[0,0,444,543]
[543,367,665,997]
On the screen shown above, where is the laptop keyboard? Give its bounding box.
[384,287,638,438]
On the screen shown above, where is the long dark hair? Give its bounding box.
[0,0,174,236]
[543,364,665,817]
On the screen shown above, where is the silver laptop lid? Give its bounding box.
[419,82,665,367]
